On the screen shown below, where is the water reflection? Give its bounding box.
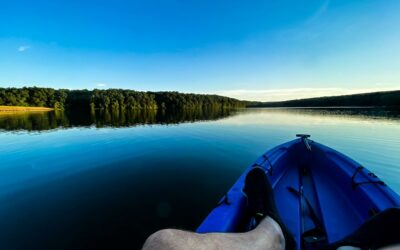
[0,111,67,131]
[244,107,400,122]
[0,108,239,131]
[0,107,399,250]
[0,107,399,132]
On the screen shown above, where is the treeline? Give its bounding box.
[248,90,400,108]
[0,87,68,109]
[0,87,245,110]
[153,91,244,110]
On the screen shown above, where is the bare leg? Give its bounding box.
[142,216,285,250]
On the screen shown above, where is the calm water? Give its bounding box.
[0,108,399,249]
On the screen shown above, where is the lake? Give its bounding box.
[0,108,399,249]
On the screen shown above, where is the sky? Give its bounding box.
[0,0,400,101]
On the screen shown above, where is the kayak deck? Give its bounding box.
[197,137,400,249]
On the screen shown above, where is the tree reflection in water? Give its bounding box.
[0,108,239,132]
[1,107,399,132]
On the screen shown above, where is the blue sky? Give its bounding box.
[0,0,399,101]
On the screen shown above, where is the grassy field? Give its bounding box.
[0,105,53,113]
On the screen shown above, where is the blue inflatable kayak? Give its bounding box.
[197,135,400,249]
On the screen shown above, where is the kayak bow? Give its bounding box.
[197,135,400,249]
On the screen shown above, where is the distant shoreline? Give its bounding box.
[0,87,399,110]
[0,105,54,113]
[247,90,400,108]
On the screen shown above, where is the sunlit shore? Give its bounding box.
[0,106,53,113]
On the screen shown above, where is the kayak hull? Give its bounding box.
[197,138,400,250]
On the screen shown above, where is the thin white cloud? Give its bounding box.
[216,87,399,102]
[17,45,30,52]
[96,83,107,87]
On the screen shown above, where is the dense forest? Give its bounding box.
[247,90,400,108]
[1,87,399,111]
[0,87,245,110]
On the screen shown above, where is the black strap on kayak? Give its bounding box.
[262,154,274,175]
[287,186,324,230]
[216,193,231,206]
[287,186,327,248]
[351,166,386,190]
[252,154,273,175]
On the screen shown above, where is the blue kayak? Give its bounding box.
[197,135,400,249]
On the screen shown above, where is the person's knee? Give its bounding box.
[142,229,176,250]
